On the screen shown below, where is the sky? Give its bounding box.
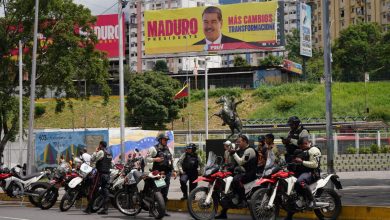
[73,0,119,15]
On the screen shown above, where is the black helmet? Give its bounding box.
[288,116,301,125]
[156,133,169,141]
[186,143,197,153]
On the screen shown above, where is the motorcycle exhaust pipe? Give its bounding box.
[315,202,330,208]
[23,192,42,197]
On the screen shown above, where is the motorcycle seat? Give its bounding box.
[15,172,42,181]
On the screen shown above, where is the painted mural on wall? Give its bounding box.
[108,129,174,163]
[35,129,109,170]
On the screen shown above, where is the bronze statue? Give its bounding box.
[212,96,243,138]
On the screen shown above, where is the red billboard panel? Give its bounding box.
[94,14,125,59]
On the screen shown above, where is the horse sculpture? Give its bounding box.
[212,96,244,138]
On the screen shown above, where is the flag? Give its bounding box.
[174,83,189,100]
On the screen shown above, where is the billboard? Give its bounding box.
[35,129,109,170]
[144,2,279,55]
[283,59,303,75]
[299,3,312,57]
[94,14,125,58]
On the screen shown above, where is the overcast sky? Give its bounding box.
[73,0,118,15]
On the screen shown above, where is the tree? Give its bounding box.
[333,23,383,81]
[0,0,110,157]
[233,56,249,67]
[153,60,169,73]
[259,54,283,66]
[285,29,301,63]
[126,72,182,130]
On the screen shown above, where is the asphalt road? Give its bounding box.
[0,206,310,220]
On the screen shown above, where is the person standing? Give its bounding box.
[256,135,267,175]
[145,133,177,216]
[176,143,203,200]
[81,148,91,165]
[283,116,309,163]
[263,134,283,173]
[84,141,112,215]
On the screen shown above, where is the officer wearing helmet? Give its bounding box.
[145,132,176,216]
[176,143,203,200]
[283,116,310,163]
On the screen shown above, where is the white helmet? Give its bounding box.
[223,140,232,146]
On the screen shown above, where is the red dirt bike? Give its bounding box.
[39,163,79,210]
[187,152,259,220]
[249,164,342,220]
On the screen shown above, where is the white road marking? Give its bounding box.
[0,217,30,220]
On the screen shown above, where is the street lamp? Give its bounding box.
[119,0,129,163]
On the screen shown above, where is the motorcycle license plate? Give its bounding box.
[154,179,166,188]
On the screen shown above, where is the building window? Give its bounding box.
[368,15,371,21]
[351,7,354,13]
[178,59,182,64]
[340,9,344,18]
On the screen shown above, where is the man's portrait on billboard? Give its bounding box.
[193,6,242,45]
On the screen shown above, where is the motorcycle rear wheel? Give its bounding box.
[115,189,142,216]
[60,189,79,212]
[314,189,341,220]
[187,187,218,220]
[28,183,50,207]
[40,187,59,210]
[150,191,165,219]
[249,188,277,220]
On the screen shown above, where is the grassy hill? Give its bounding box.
[34,82,390,130]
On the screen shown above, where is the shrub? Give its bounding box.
[274,96,298,111]
[346,146,356,154]
[370,144,379,154]
[35,105,46,118]
[368,107,390,122]
[55,99,66,113]
[359,147,371,154]
[380,145,390,154]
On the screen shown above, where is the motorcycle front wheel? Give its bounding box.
[59,188,79,212]
[314,189,341,220]
[28,183,50,207]
[249,188,277,220]
[39,187,59,210]
[115,188,142,216]
[150,191,165,219]
[187,186,218,220]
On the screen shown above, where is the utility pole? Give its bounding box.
[322,0,334,174]
[119,0,128,163]
[18,40,23,166]
[27,0,39,174]
[204,57,209,140]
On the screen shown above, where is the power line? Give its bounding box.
[98,2,118,16]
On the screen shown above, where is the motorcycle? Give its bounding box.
[187,151,258,220]
[39,162,79,210]
[0,165,51,207]
[91,163,126,211]
[59,162,97,212]
[115,168,166,219]
[249,164,343,220]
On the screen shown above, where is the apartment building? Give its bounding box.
[309,0,390,48]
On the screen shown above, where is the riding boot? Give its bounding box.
[215,208,228,219]
[303,185,315,208]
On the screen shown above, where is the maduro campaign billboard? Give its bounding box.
[299,3,312,57]
[94,14,125,58]
[144,1,279,55]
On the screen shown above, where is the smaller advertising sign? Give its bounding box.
[283,59,302,75]
[94,14,125,58]
[299,3,312,57]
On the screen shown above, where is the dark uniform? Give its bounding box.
[151,143,174,202]
[284,117,310,163]
[95,149,112,214]
[177,144,201,200]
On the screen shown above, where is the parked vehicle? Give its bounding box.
[59,163,97,212]
[249,164,342,220]
[187,152,258,220]
[0,165,51,207]
[39,163,79,210]
[115,168,166,219]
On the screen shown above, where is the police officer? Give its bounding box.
[145,133,176,216]
[84,141,112,215]
[176,143,202,200]
[215,135,257,219]
[283,116,310,163]
[285,137,321,220]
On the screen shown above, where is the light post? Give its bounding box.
[204,57,210,140]
[27,0,39,174]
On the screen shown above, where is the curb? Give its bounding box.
[2,194,389,220]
